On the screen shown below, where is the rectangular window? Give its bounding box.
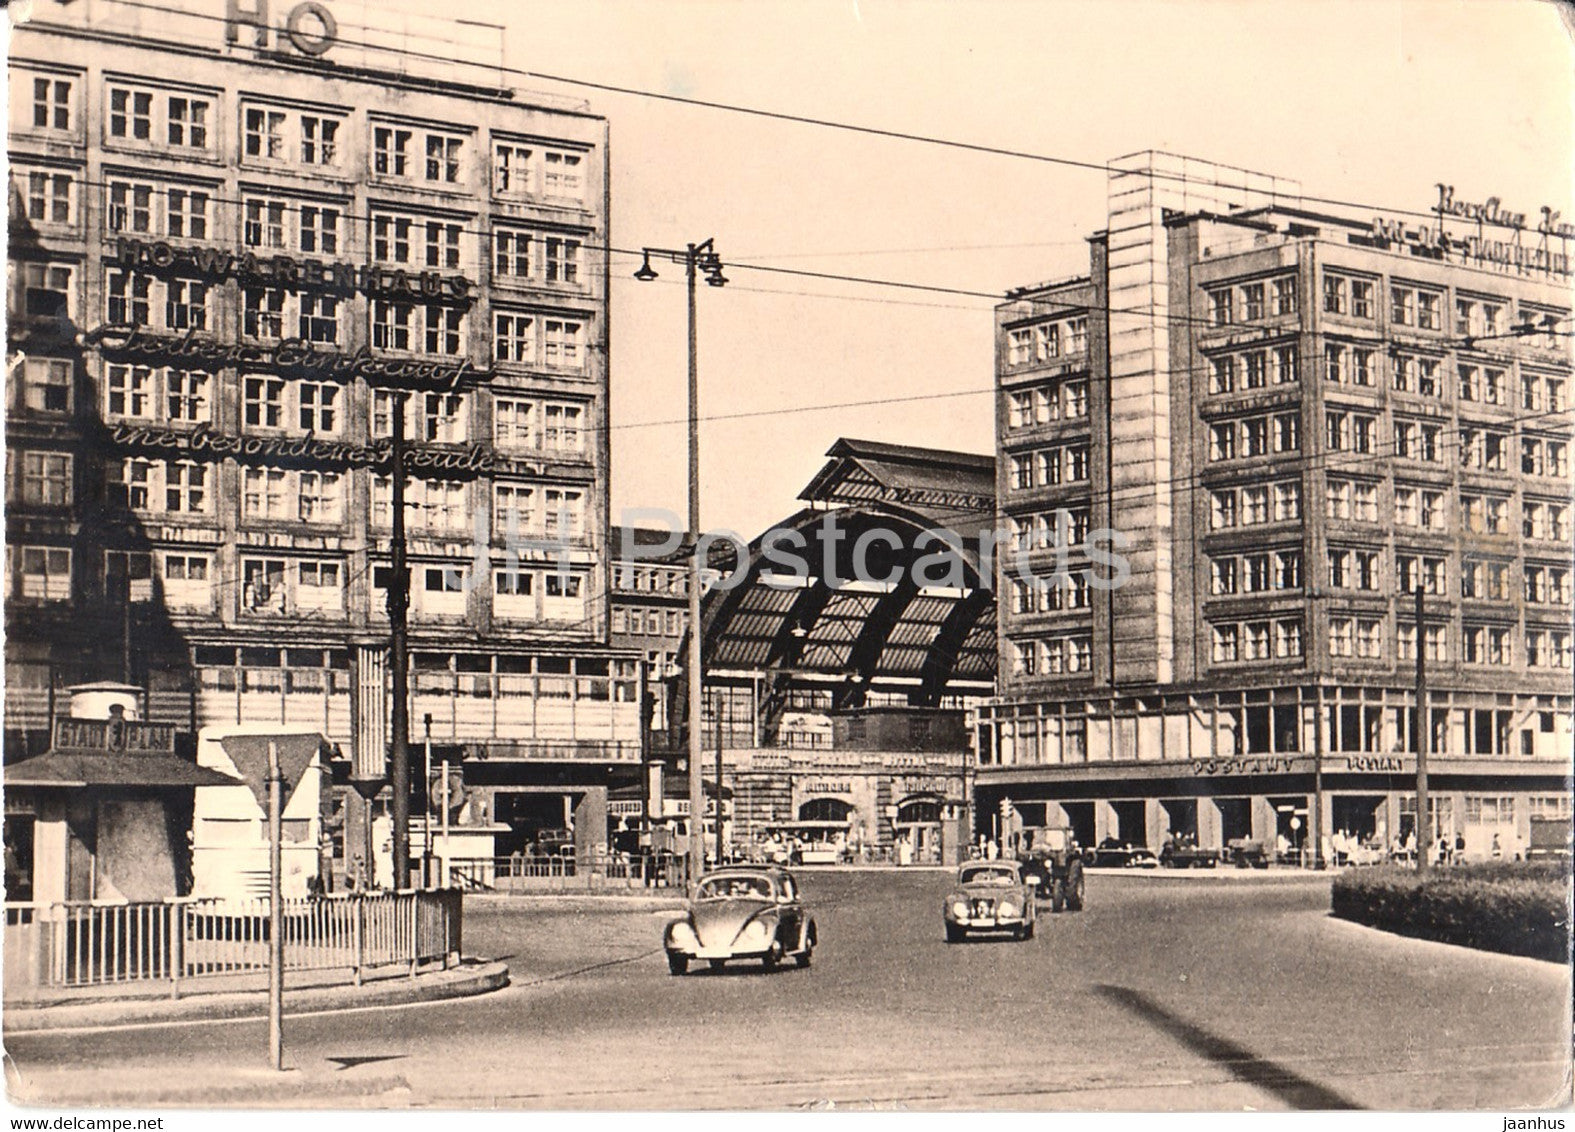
[1272,276,1297,316]
[106,363,154,418]
[163,460,207,513]
[300,115,340,165]
[542,149,584,199]
[1209,288,1233,327]
[242,558,288,613]
[495,230,531,278]
[164,368,210,423]
[424,133,464,183]
[494,483,535,537]
[372,214,413,264]
[542,488,585,538]
[299,206,339,255]
[1211,356,1236,394]
[373,126,412,177]
[494,142,533,194]
[32,76,73,132]
[1272,345,1298,384]
[1351,279,1373,319]
[25,169,73,224]
[243,376,285,429]
[21,357,72,413]
[1242,282,1264,322]
[243,199,287,249]
[542,403,584,452]
[167,187,210,239]
[1210,423,1236,461]
[165,95,209,149]
[297,383,339,434]
[297,472,342,524]
[299,293,339,343]
[1273,481,1301,521]
[423,305,464,356]
[419,392,467,443]
[108,86,153,140]
[242,467,290,519]
[542,319,585,369]
[18,546,72,600]
[424,221,462,269]
[243,287,286,339]
[1323,275,1346,314]
[1212,624,1239,663]
[23,263,73,320]
[495,312,535,363]
[18,452,71,506]
[244,107,286,160]
[545,236,581,284]
[372,301,415,351]
[494,398,534,448]
[1325,479,1352,520]
[164,279,207,332]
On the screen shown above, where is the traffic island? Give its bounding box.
[2,958,509,1034]
[1331,861,1571,963]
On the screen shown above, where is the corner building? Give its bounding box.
[979,151,1573,861]
[6,0,637,868]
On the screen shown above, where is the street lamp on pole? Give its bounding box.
[634,239,726,893]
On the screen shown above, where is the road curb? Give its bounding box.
[1084,867,1333,882]
[2,960,509,1033]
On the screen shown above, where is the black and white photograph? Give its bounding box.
[1,0,1571,1117]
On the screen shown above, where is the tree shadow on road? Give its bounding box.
[1094,984,1362,1110]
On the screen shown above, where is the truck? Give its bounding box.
[1008,825,1086,913]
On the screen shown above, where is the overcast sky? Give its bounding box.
[52,0,1575,538]
[497,0,1573,539]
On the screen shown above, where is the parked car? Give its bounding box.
[1160,841,1218,868]
[1090,839,1158,869]
[1226,838,1270,869]
[943,860,1038,942]
[662,866,816,975]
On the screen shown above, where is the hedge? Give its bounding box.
[1330,861,1572,963]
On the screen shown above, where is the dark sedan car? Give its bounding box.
[662,866,817,975]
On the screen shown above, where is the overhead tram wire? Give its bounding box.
[95,0,1568,230]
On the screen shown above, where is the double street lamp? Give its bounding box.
[634,239,726,891]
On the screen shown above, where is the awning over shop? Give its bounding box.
[5,750,238,789]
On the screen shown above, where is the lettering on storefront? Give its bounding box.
[85,325,477,390]
[226,0,339,57]
[803,781,854,797]
[53,718,178,754]
[1190,756,1296,777]
[113,239,472,300]
[896,776,950,797]
[105,422,496,473]
[1345,755,1404,773]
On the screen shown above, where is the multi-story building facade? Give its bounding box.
[5,0,637,870]
[609,526,692,734]
[981,152,1573,861]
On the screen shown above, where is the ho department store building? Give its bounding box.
[6,0,638,876]
[978,152,1573,861]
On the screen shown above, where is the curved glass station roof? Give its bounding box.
[701,439,998,706]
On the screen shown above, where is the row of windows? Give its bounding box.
[1005,508,1092,552]
[1208,550,1302,595]
[1322,271,1564,349]
[7,545,592,620]
[1321,345,1566,410]
[1007,572,1093,614]
[611,565,688,594]
[86,267,593,370]
[1210,619,1305,662]
[1207,412,1300,460]
[1323,618,1573,669]
[12,74,592,204]
[1010,635,1094,676]
[51,360,589,452]
[1004,379,1089,427]
[1206,275,1299,326]
[1006,445,1090,490]
[1005,316,1090,366]
[1211,475,1570,540]
[610,606,685,637]
[1207,345,1299,392]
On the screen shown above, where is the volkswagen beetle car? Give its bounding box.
[943,860,1037,942]
[663,866,816,975]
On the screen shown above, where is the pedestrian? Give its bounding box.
[1491,832,1503,859]
[1454,832,1465,865]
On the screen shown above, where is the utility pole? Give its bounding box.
[1414,584,1430,877]
[685,243,705,891]
[714,701,725,865]
[422,713,433,887]
[266,740,284,1071]
[633,239,725,891]
[389,391,412,890]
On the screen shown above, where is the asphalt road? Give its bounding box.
[5,870,1570,1111]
